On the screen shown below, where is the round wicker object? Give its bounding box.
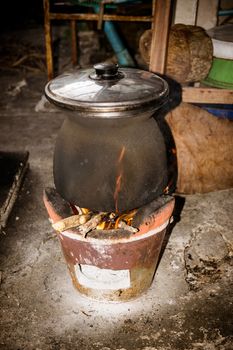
[139,24,213,84]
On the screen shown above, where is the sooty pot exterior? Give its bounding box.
[45,64,169,212]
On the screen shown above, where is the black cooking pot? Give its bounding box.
[45,63,169,212]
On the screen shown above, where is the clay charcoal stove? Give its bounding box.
[43,63,175,301]
[44,188,174,301]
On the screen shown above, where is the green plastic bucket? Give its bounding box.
[202,57,233,89]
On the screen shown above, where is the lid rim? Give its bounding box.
[45,67,169,113]
[45,85,168,108]
[45,85,169,114]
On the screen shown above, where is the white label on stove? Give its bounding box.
[75,264,130,290]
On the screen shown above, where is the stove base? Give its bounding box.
[43,188,175,302]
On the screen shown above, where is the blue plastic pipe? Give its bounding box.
[218,9,233,16]
[93,5,136,67]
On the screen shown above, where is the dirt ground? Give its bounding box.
[0,24,232,350]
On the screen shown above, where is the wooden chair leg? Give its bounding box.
[149,0,172,74]
[70,20,78,67]
[43,0,54,80]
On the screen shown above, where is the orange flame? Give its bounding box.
[75,203,137,231]
[81,207,90,215]
[114,146,126,213]
[72,145,139,231]
[114,173,123,213]
[118,146,126,163]
[114,209,137,229]
[96,221,106,230]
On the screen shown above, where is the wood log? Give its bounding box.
[52,211,138,236]
[118,221,138,233]
[52,214,90,232]
[78,213,106,237]
[165,103,233,194]
[139,24,213,84]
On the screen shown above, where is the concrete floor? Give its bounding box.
[0,26,233,350]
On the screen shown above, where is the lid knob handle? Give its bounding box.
[93,63,119,80]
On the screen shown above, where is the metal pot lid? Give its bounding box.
[45,63,169,115]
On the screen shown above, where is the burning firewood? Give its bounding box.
[52,214,90,233]
[54,211,139,236]
[77,213,106,237]
[52,204,139,236]
[118,220,138,233]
